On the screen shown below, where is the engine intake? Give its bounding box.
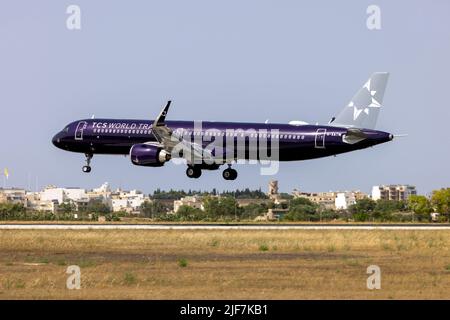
[130,144,171,167]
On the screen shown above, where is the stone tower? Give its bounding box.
[268,180,279,196]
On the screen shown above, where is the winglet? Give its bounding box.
[154,100,171,127]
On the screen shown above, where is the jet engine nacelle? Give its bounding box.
[130,144,171,167]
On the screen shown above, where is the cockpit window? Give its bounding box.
[63,126,69,133]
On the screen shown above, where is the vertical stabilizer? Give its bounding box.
[330,72,389,129]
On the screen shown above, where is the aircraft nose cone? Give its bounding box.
[52,133,62,147]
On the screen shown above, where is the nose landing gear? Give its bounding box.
[82,153,93,173]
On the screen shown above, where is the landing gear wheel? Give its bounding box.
[82,166,91,173]
[186,166,202,179]
[222,169,232,180]
[222,168,237,180]
[82,153,93,173]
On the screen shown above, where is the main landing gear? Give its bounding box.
[185,164,238,180]
[222,165,237,181]
[186,166,202,179]
[82,153,93,173]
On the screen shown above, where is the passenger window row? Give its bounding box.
[93,127,306,140]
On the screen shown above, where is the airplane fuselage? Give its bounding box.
[52,119,392,162]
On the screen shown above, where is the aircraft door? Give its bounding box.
[315,128,326,149]
[75,121,88,141]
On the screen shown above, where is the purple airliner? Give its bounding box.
[52,73,394,180]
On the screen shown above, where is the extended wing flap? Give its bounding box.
[150,101,216,164]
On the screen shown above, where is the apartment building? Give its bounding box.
[371,185,417,201]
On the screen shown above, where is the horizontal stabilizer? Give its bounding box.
[342,128,368,144]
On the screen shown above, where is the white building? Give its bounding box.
[33,200,59,213]
[93,182,111,194]
[0,188,27,205]
[87,182,111,204]
[110,199,130,212]
[40,186,65,204]
[173,196,204,213]
[108,189,150,213]
[2,183,151,215]
[372,185,417,201]
[292,190,337,209]
[335,192,356,210]
[64,188,87,201]
[40,186,87,204]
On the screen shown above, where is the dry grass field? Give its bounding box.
[0,229,449,299]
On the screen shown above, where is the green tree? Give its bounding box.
[0,203,26,220]
[83,199,110,214]
[348,198,377,221]
[203,196,220,218]
[371,200,407,221]
[220,197,239,218]
[349,198,376,214]
[152,188,190,199]
[290,197,315,207]
[176,205,205,221]
[283,197,319,221]
[431,188,450,221]
[59,202,76,214]
[220,188,269,199]
[352,212,369,222]
[241,203,267,220]
[375,200,406,214]
[140,200,168,218]
[203,196,239,219]
[408,195,433,215]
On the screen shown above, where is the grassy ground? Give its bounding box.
[0,229,449,299]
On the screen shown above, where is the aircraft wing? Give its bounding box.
[151,101,215,164]
[151,101,178,150]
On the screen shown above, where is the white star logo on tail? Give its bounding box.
[349,79,381,120]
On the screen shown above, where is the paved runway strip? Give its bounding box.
[0,224,449,230]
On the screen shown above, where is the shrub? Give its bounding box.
[178,258,188,268]
[123,272,137,285]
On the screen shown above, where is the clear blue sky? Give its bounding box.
[0,1,449,195]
